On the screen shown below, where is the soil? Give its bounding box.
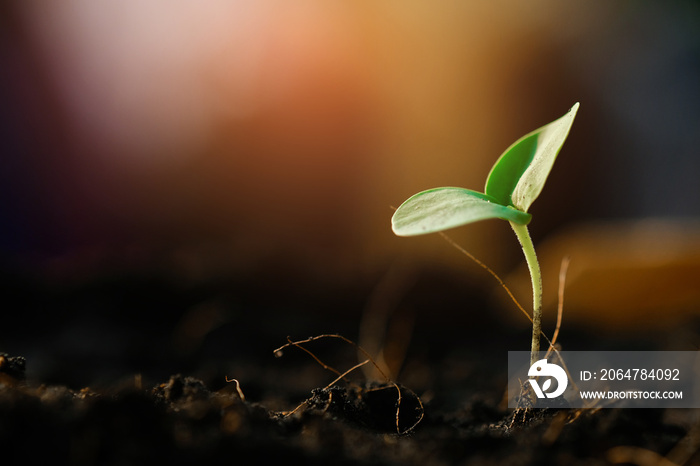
[1,262,698,465]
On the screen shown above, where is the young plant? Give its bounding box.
[391,103,579,366]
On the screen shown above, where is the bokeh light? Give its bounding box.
[2,1,700,328]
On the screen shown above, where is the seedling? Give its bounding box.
[391,103,579,366]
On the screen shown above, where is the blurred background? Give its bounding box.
[2,1,700,388]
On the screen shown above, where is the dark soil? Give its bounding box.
[1,263,698,465]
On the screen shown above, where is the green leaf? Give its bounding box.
[485,102,579,212]
[391,187,532,237]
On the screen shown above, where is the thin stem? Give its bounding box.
[509,222,543,367]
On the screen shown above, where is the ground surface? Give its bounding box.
[1,263,698,465]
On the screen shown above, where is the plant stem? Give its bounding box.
[509,222,543,367]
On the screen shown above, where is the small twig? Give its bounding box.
[274,334,424,434]
[274,334,394,384]
[224,377,246,402]
[543,256,587,403]
[323,359,370,390]
[282,336,351,384]
[280,399,308,418]
[547,255,570,354]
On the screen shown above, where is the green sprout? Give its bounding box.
[392,103,579,366]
